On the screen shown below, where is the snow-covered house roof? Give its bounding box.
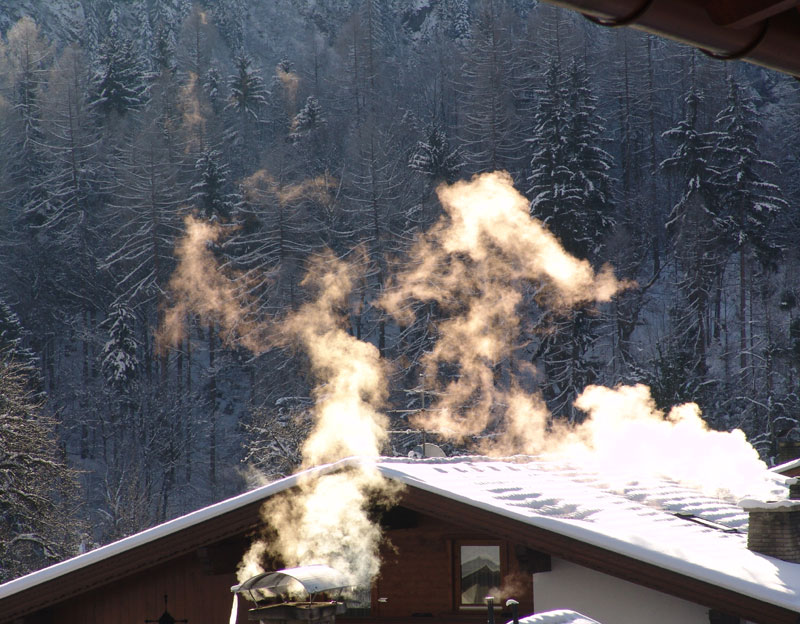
[772,456,800,477]
[1,456,799,623]
[378,456,800,614]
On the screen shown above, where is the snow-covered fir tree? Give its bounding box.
[91,27,147,117]
[100,301,139,394]
[713,75,787,447]
[527,57,614,260]
[225,51,268,169]
[659,57,726,403]
[290,95,325,139]
[226,52,268,121]
[714,77,785,271]
[203,66,225,115]
[408,123,462,184]
[191,148,235,222]
[442,0,471,41]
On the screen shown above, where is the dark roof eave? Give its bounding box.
[541,0,800,78]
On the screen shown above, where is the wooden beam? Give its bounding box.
[514,545,552,574]
[704,0,800,28]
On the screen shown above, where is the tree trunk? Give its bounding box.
[739,247,747,374]
[208,322,217,489]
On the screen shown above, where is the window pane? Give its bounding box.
[460,545,501,605]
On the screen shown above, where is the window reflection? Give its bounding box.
[460,545,501,605]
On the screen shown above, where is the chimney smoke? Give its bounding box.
[157,169,781,597]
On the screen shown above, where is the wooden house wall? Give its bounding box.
[26,538,252,624]
[23,504,532,624]
[343,506,534,623]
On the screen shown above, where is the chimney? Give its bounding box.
[742,478,800,563]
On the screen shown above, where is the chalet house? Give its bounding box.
[1,456,800,624]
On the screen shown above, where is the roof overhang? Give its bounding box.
[539,0,800,77]
[772,457,800,477]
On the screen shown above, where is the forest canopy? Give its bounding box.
[2,0,800,579]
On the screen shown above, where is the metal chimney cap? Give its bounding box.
[231,564,352,596]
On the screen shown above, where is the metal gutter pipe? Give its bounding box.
[541,0,800,78]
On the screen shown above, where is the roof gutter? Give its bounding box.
[540,0,800,78]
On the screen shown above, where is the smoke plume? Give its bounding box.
[160,169,777,594]
[160,218,393,584]
[380,171,627,441]
[281,251,389,467]
[241,466,397,588]
[241,169,335,207]
[231,251,395,586]
[380,171,774,499]
[157,215,266,354]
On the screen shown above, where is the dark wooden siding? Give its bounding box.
[39,543,252,624]
[20,503,532,624]
[6,500,265,624]
[347,505,534,622]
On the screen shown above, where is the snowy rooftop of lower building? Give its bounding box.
[377,456,800,613]
[1,455,799,615]
[515,610,601,624]
[772,456,800,475]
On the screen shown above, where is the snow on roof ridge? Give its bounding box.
[377,453,545,465]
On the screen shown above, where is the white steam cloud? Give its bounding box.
[381,171,774,500]
[160,170,777,596]
[157,215,266,354]
[234,253,399,587]
[160,215,395,588]
[380,171,628,441]
[566,384,772,499]
[282,252,389,467]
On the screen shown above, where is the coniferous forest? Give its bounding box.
[2,0,800,580]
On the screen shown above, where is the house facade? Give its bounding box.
[1,457,799,624]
